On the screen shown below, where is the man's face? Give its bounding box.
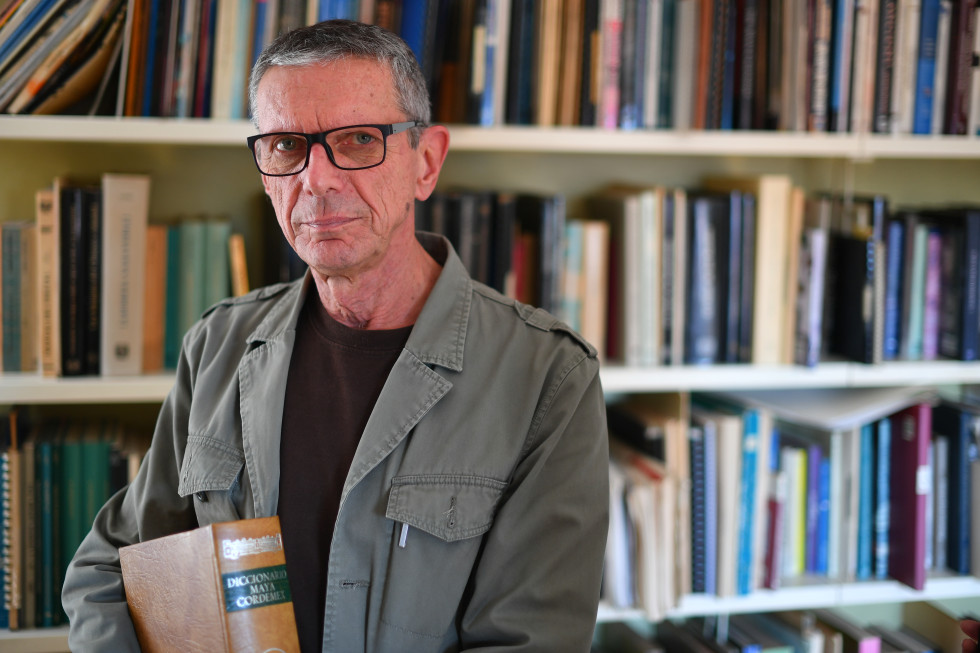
[253,59,425,279]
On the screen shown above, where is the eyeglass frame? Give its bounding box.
[246,121,424,176]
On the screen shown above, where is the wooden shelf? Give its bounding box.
[0,373,175,404]
[1,116,978,159]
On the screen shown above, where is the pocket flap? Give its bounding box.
[177,435,246,497]
[386,474,507,542]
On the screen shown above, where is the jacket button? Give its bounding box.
[196,491,209,502]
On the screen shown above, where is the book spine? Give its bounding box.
[1,227,20,372]
[874,0,899,130]
[856,423,875,579]
[874,416,891,578]
[59,187,86,376]
[83,189,101,375]
[100,174,150,376]
[913,0,942,132]
[736,409,759,595]
[35,189,59,375]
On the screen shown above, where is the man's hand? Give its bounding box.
[962,618,980,653]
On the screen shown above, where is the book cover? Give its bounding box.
[100,173,150,376]
[120,516,300,653]
[888,402,932,590]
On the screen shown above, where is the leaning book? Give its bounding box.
[119,516,300,653]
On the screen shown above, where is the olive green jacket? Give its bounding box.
[63,233,609,652]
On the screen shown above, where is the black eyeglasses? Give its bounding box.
[246,121,423,176]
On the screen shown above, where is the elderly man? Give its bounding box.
[63,19,609,652]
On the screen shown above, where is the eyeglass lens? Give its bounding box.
[253,126,387,174]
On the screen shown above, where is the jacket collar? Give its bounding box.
[245,232,471,373]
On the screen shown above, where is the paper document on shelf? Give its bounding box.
[716,386,936,431]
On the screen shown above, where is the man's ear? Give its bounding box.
[415,125,450,202]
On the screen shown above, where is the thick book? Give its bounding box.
[120,516,300,653]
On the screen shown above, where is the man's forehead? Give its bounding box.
[255,59,397,128]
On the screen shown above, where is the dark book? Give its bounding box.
[735,0,760,129]
[942,0,978,134]
[932,400,980,574]
[925,208,980,361]
[689,422,709,593]
[578,0,600,126]
[491,192,518,296]
[515,193,565,314]
[81,187,101,375]
[826,232,881,364]
[58,182,90,376]
[873,0,898,132]
[889,403,932,590]
[505,0,536,125]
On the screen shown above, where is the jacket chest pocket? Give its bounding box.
[380,474,507,640]
[177,435,247,524]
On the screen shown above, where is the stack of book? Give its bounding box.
[2,0,976,136]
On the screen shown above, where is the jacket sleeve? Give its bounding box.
[457,354,610,652]
[61,348,200,653]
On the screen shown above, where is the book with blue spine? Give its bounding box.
[736,408,759,594]
[912,0,942,133]
[874,416,892,578]
[856,422,875,580]
[804,443,821,574]
[883,218,905,359]
[815,457,831,575]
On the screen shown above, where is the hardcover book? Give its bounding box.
[119,516,300,653]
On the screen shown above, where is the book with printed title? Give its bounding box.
[119,516,300,653]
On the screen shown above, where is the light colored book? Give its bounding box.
[100,173,150,376]
[35,187,60,377]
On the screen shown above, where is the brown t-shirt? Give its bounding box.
[277,285,411,653]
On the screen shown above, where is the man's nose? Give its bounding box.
[304,142,343,193]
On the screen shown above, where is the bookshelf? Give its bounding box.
[2,116,980,651]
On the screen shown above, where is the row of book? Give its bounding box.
[422,175,980,369]
[601,387,980,620]
[0,409,151,630]
[594,603,977,653]
[3,0,978,137]
[0,173,251,376]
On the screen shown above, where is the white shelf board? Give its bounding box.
[598,575,980,622]
[599,360,980,393]
[1,116,978,159]
[0,373,175,404]
[5,360,980,403]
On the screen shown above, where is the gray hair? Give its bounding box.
[248,20,430,147]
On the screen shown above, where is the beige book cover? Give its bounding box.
[120,516,300,653]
